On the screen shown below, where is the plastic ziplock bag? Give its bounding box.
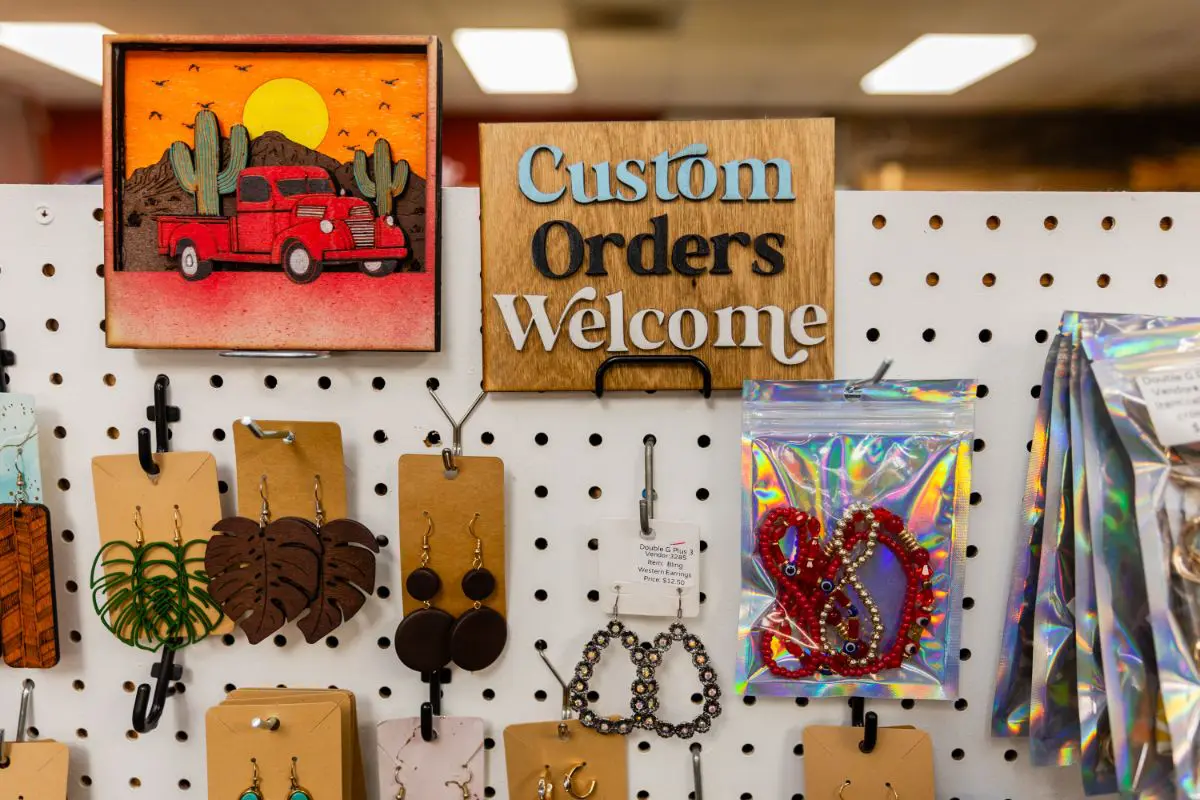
[737,379,974,699]
[992,333,1060,737]
[1088,319,1200,798]
[1029,321,1079,767]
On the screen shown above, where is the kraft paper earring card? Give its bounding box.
[104,35,442,352]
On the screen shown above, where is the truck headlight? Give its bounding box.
[385,216,395,227]
[319,220,334,234]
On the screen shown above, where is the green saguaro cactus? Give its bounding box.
[168,110,249,216]
[353,138,410,217]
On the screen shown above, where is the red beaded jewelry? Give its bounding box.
[756,504,933,679]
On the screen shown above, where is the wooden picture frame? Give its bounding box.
[103,35,442,352]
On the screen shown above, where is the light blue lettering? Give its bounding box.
[518,144,565,203]
[720,158,795,201]
[568,161,613,204]
[614,159,647,201]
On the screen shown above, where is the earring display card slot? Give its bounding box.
[0,503,59,668]
[398,454,506,618]
[376,717,484,800]
[802,725,934,800]
[0,740,70,798]
[503,720,628,800]
[225,688,364,800]
[0,393,43,504]
[92,452,232,636]
[206,699,344,800]
[233,420,347,521]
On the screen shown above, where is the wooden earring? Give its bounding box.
[394,511,454,672]
[449,513,507,671]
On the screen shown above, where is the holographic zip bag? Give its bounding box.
[992,333,1060,739]
[737,378,974,699]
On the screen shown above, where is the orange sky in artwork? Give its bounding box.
[122,50,427,178]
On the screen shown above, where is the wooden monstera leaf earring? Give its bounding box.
[205,475,321,644]
[394,511,454,672]
[449,512,507,671]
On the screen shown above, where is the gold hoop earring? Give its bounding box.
[885,782,899,800]
[837,779,851,800]
[536,765,553,800]
[446,767,473,800]
[562,763,596,799]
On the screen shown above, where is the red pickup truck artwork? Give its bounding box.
[156,165,410,283]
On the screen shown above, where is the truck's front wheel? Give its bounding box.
[282,239,322,284]
[177,239,213,281]
[361,259,397,277]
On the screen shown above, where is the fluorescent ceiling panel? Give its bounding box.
[0,22,112,85]
[453,28,577,94]
[861,34,1036,95]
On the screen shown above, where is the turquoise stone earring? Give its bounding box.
[240,759,263,800]
[288,757,312,800]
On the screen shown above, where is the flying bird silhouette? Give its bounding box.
[182,122,195,129]
[148,111,163,120]
[152,79,169,87]
[235,64,252,71]
[342,144,360,153]
[337,129,350,137]
[366,128,378,137]
[188,64,200,72]
[378,101,391,110]
[411,112,424,120]
[381,78,399,86]
[196,101,215,109]
[333,88,346,96]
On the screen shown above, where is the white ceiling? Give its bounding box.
[5,0,1200,113]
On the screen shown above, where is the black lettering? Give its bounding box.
[752,232,786,276]
[671,234,710,276]
[584,232,625,276]
[627,214,671,275]
[531,220,584,279]
[709,232,751,275]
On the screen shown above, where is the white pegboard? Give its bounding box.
[2,186,1196,800]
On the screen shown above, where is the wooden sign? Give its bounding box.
[103,35,442,352]
[480,119,834,392]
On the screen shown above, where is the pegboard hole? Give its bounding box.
[26,727,38,739]
[175,731,188,742]
[1031,384,1042,399]
[534,589,548,602]
[125,730,138,741]
[80,776,93,787]
[794,697,809,707]
[57,478,70,491]
[869,271,883,286]
[925,272,939,287]
[587,590,600,602]
[129,778,142,788]
[638,793,650,800]
[53,426,66,439]
[96,264,104,277]
[326,636,339,649]
[866,328,880,342]
[970,492,982,506]
[481,431,495,445]
[973,439,986,452]
[372,376,386,390]
[535,432,549,445]
[960,648,972,660]
[951,748,965,761]
[62,531,75,544]
[317,376,332,390]
[742,743,755,754]
[76,728,88,738]
[588,486,602,499]
[71,679,84,692]
[212,428,225,442]
[535,690,548,701]
[179,779,191,790]
[379,686,392,698]
[41,263,55,277]
[966,545,978,558]
[484,789,495,799]
[1044,215,1058,230]
[963,596,976,610]
[921,328,936,342]
[929,214,943,230]
[981,272,996,287]
[1097,273,1111,288]
[978,329,992,343]
[1101,215,1115,230]
[102,426,119,440]
[1004,749,1018,762]
[986,215,1001,230]
[1161,216,1174,231]
[482,688,495,700]
[1035,329,1049,344]
[224,684,236,693]
[264,375,278,389]
[793,743,804,756]
[697,434,711,448]
[638,741,651,752]
[535,485,549,498]
[377,637,391,649]
[901,699,915,710]
[955,698,969,711]
[872,214,886,229]
[102,373,116,386]
[589,433,603,446]
[49,372,62,385]
[273,634,287,647]
[425,377,440,391]
[587,539,599,551]
[424,430,442,447]
[45,319,59,332]
[69,630,81,642]
[1039,273,1054,287]
[377,586,391,599]
[742,695,755,705]
[209,375,223,388]
[535,537,549,550]
[1156,274,1169,288]
[373,429,388,444]
[700,540,708,552]
[374,483,388,496]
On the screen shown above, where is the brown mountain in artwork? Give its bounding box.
[119,130,427,273]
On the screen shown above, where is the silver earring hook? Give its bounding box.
[611,584,621,618]
[640,435,657,538]
[676,586,684,620]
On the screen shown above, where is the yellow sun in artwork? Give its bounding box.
[242,78,329,149]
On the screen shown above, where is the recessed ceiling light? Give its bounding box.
[452,28,577,94]
[861,34,1036,95]
[0,22,113,85]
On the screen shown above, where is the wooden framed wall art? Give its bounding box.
[103,35,442,352]
[479,119,834,392]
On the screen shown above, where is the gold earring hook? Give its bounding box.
[172,505,182,546]
[885,782,898,800]
[445,770,472,800]
[420,511,434,568]
[314,474,325,527]
[837,780,851,800]
[563,763,596,799]
[259,475,270,525]
[133,505,145,547]
[467,512,482,570]
[250,758,260,789]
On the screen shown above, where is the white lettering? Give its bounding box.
[667,308,709,350]
[492,287,597,350]
[568,307,606,350]
[630,308,666,350]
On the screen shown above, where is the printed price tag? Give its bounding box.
[1136,368,1200,447]
[598,518,700,617]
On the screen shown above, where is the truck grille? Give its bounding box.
[345,219,375,248]
[296,205,324,218]
[349,206,372,218]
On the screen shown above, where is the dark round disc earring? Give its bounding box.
[394,511,454,672]
[450,513,508,671]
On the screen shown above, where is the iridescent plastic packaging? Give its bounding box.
[738,379,974,699]
[992,334,1060,738]
[1088,319,1200,798]
[1029,319,1079,767]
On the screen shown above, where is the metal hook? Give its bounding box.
[132,643,183,733]
[238,417,295,445]
[427,379,486,476]
[690,743,704,800]
[137,427,160,480]
[15,680,32,744]
[535,642,572,740]
[844,359,894,400]
[251,716,280,731]
[639,435,657,538]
